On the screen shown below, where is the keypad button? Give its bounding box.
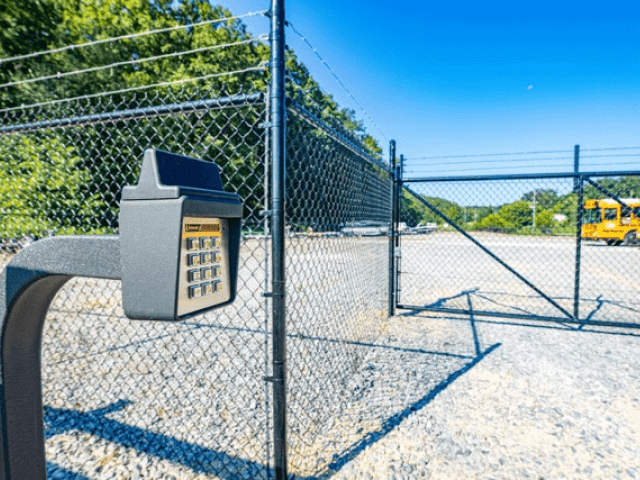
[201,282,213,296]
[189,285,202,298]
[188,253,200,266]
[187,238,200,250]
[200,237,212,249]
[201,252,212,264]
[212,237,220,247]
[188,269,201,282]
[212,281,222,292]
[212,251,222,263]
[201,267,212,280]
[211,266,221,278]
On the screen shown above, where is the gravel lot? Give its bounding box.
[399,231,640,325]
[330,312,640,480]
[2,232,638,479]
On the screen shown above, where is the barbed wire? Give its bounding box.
[0,10,268,65]
[406,147,640,161]
[285,77,362,133]
[405,150,572,161]
[405,160,640,175]
[404,153,640,169]
[285,20,388,145]
[406,156,573,168]
[580,161,640,167]
[581,146,640,152]
[0,63,268,114]
[581,153,640,158]
[0,36,266,90]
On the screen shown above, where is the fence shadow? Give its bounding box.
[307,299,501,479]
[43,311,496,480]
[44,400,276,480]
[402,288,640,337]
[46,463,90,480]
[42,289,637,480]
[309,343,501,479]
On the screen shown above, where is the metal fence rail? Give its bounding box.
[397,171,640,329]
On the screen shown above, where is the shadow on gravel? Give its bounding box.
[188,322,475,360]
[43,317,500,480]
[310,341,502,479]
[44,400,276,480]
[404,289,640,336]
[412,311,640,338]
[46,463,90,480]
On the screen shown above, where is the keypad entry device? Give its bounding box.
[178,216,231,317]
[120,148,243,321]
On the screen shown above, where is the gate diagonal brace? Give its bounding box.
[585,178,633,215]
[403,186,575,321]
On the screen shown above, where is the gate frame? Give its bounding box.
[393,169,640,329]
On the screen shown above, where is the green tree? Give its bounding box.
[552,194,577,226]
[473,213,514,231]
[521,189,559,211]
[535,209,555,229]
[583,177,640,202]
[400,190,427,227]
[0,0,62,106]
[0,0,385,237]
[445,204,462,223]
[1,0,270,108]
[499,199,533,227]
[0,133,105,237]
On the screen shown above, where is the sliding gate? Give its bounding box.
[395,171,640,329]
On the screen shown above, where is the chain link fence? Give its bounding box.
[4,6,640,477]
[284,99,392,477]
[0,83,274,479]
[0,77,397,479]
[398,173,640,328]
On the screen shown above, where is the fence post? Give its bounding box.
[395,155,404,307]
[269,0,288,478]
[388,140,397,316]
[573,145,582,320]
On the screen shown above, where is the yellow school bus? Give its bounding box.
[582,198,640,245]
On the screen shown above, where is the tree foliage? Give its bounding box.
[401,177,640,236]
[521,189,559,211]
[0,0,384,238]
[0,133,105,237]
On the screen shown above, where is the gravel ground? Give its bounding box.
[331,312,640,480]
[399,232,640,325]
[2,234,639,479]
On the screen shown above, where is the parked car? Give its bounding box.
[405,223,437,235]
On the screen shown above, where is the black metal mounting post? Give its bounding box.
[0,236,121,480]
[269,0,288,478]
[388,140,397,317]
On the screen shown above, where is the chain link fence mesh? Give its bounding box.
[399,175,640,327]
[0,83,274,479]
[284,99,392,477]
[5,31,639,479]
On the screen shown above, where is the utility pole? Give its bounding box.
[532,190,537,230]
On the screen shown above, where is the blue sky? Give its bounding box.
[217,1,639,174]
